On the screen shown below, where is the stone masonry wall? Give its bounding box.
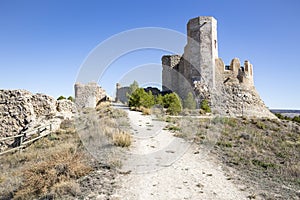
[74,82,106,108]
[116,83,130,103]
[0,90,76,139]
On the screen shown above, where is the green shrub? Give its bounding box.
[275,113,292,121]
[217,141,233,148]
[128,88,155,109]
[155,94,164,106]
[183,92,196,109]
[163,93,182,115]
[200,99,211,113]
[251,159,276,169]
[256,121,266,129]
[292,115,300,123]
[57,96,66,100]
[67,96,74,102]
[126,80,139,98]
[167,125,181,131]
[140,91,155,108]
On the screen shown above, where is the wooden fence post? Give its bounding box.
[20,134,24,146]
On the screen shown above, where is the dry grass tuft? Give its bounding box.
[140,106,151,115]
[13,146,91,199]
[51,180,81,197]
[113,131,132,147]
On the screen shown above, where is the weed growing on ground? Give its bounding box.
[113,131,132,147]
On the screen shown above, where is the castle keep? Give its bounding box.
[162,16,274,118]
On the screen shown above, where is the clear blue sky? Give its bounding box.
[0,0,299,109]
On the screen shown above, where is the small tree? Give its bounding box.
[155,94,164,106]
[128,88,143,108]
[163,93,182,115]
[140,90,155,108]
[127,80,139,97]
[200,99,211,113]
[183,92,196,109]
[57,96,66,100]
[128,88,155,109]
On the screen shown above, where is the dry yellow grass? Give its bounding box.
[14,151,92,199]
[0,122,92,200]
[113,131,132,147]
[0,103,131,199]
[140,106,151,115]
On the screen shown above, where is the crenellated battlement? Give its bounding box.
[215,58,254,87]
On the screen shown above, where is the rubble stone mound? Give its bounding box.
[0,90,76,139]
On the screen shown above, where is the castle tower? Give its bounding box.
[185,16,218,89]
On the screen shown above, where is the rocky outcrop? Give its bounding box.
[0,90,76,139]
[56,99,77,113]
[1,90,40,137]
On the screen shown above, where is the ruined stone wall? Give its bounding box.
[74,82,106,108]
[116,83,130,103]
[0,90,76,139]
[162,55,181,92]
[162,55,194,100]
[215,58,254,89]
[211,58,274,118]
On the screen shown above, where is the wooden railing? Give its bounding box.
[0,124,52,156]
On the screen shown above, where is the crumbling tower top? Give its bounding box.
[185,16,218,89]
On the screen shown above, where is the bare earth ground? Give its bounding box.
[112,105,250,200]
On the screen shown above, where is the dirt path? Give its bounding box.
[113,105,249,200]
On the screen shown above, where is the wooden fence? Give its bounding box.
[0,124,52,156]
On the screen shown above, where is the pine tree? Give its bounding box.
[183,92,196,109]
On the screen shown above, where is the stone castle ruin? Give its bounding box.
[162,16,275,118]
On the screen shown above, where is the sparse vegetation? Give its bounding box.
[67,96,74,102]
[171,115,300,198]
[166,125,181,132]
[210,117,300,198]
[274,112,300,123]
[14,150,92,199]
[200,99,211,113]
[113,131,132,147]
[57,95,66,100]
[140,106,151,115]
[0,102,130,199]
[0,123,92,200]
